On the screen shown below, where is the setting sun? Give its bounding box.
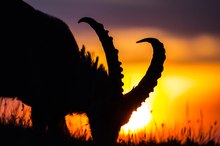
[119,75,195,134]
[120,100,152,133]
[1,0,220,145]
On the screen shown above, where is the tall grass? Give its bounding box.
[118,111,220,146]
[0,97,32,127]
[118,121,219,146]
[0,97,219,146]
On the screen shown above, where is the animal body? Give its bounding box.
[1,1,166,146]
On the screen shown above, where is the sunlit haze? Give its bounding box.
[71,27,220,142]
[1,0,220,144]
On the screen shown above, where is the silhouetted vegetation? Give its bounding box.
[2,1,219,146]
[0,119,219,146]
[0,98,219,146]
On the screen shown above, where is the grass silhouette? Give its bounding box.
[117,121,219,146]
[0,97,219,146]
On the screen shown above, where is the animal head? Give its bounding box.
[75,17,166,146]
[77,17,166,117]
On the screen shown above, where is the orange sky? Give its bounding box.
[2,0,219,143]
[72,26,220,131]
[1,22,219,142]
[22,1,220,131]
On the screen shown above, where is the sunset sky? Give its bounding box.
[24,0,220,136]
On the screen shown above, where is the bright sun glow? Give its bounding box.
[118,74,196,136]
[120,99,152,133]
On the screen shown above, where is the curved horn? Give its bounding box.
[124,38,166,110]
[78,17,124,95]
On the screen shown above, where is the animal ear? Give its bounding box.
[79,17,124,95]
[124,38,166,110]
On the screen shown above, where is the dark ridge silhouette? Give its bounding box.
[1,1,166,146]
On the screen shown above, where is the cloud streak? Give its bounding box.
[24,0,220,37]
[23,0,220,63]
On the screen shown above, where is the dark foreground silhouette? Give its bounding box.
[1,1,165,146]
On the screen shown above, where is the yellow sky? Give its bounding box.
[74,26,220,129]
[1,25,219,143]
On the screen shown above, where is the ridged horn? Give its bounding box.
[78,17,124,95]
[124,38,166,110]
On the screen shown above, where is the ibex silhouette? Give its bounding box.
[1,1,166,146]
